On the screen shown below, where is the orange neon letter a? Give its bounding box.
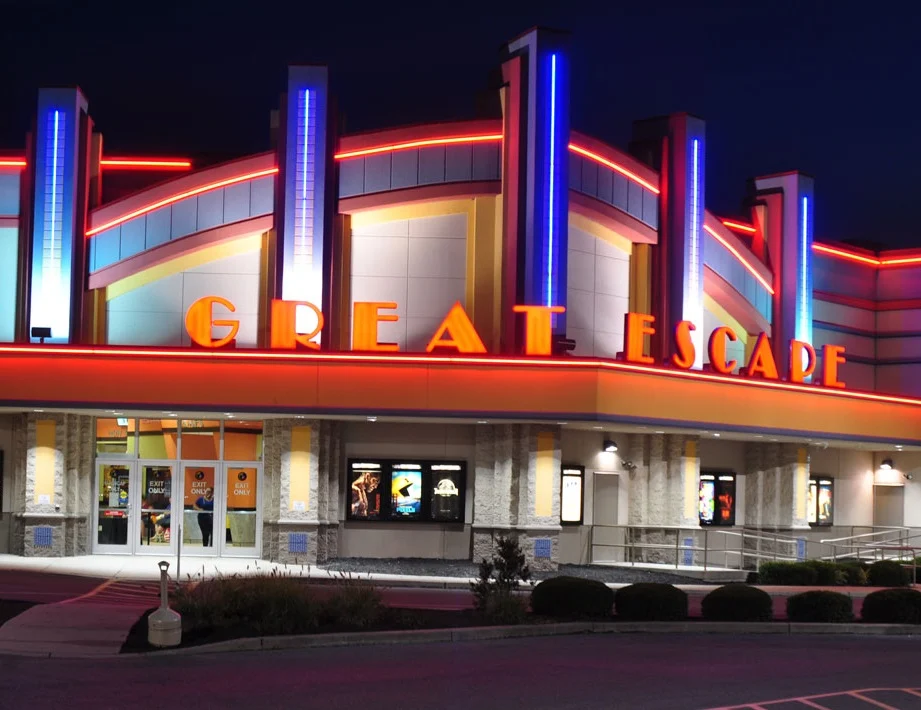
[744,332,779,380]
[513,305,565,356]
[426,302,487,353]
[624,313,655,364]
[185,296,240,348]
[352,302,399,351]
[270,300,324,350]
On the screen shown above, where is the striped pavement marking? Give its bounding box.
[58,579,173,608]
[706,688,921,709]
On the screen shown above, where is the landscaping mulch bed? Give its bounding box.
[0,601,36,628]
[121,606,560,653]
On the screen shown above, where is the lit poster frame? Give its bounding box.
[560,465,584,525]
[346,458,466,523]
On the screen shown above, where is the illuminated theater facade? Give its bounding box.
[0,27,920,568]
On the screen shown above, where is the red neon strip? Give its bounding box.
[1,344,919,408]
[567,143,660,194]
[704,224,775,294]
[85,167,279,236]
[721,219,757,234]
[880,255,921,267]
[812,243,881,266]
[100,159,192,170]
[0,159,26,168]
[334,134,503,160]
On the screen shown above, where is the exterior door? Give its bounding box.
[136,461,177,555]
[874,486,905,528]
[94,461,135,553]
[180,462,219,556]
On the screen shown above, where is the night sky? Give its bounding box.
[1,0,917,248]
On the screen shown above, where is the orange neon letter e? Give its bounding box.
[352,302,399,352]
[821,344,847,388]
[624,313,655,365]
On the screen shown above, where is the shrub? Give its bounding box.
[172,572,319,635]
[837,562,868,586]
[758,561,817,586]
[786,591,854,623]
[867,560,911,587]
[701,584,773,622]
[614,583,687,621]
[531,576,614,618]
[320,581,383,629]
[804,560,845,586]
[861,588,921,624]
[471,536,531,623]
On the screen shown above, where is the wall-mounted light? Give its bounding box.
[880,458,894,470]
[603,439,618,453]
[30,326,51,343]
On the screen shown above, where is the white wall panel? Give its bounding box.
[877,309,921,334]
[813,299,875,332]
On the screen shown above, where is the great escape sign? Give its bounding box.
[184,296,847,388]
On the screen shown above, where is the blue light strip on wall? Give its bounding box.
[687,137,704,366]
[546,52,558,308]
[295,88,313,273]
[797,195,812,344]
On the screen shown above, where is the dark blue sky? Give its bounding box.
[1,0,916,247]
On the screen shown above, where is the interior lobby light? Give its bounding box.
[603,439,618,453]
[880,458,894,470]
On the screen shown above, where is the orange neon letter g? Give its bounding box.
[513,305,565,356]
[185,296,240,348]
[352,302,399,351]
[707,326,738,374]
[624,313,655,364]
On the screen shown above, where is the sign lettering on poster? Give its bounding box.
[184,466,215,508]
[182,297,848,388]
[227,468,257,509]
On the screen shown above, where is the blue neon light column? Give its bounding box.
[753,172,814,376]
[276,66,330,345]
[505,29,570,335]
[28,88,90,344]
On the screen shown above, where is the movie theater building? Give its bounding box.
[0,28,919,570]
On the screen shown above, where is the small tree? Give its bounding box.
[471,536,531,613]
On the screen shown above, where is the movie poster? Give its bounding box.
[430,464,463,522]
[698,478,715,524]
[349,464,382,520]
[391,465,422,519]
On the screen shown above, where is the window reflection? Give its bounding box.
[180,420,220,461]
[96,418,136,455]
[138,419,178,459]
[223,420,263,461]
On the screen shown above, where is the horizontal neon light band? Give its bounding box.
[721,219,757,234]
[812,243,881,266]
[86,167,279,236]
[0,159,27,168]
[704,224,774,294]
[100,159,192,169]
[0,344,919,409]
[567,143,660,194]
[334,134,503,160]
[879,255,921,266]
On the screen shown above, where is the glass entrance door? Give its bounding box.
[95,461,134,552]
[179,462,261,557]
[137,462,176,554]
[222,464,260,557]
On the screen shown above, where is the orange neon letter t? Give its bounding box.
[352,302,399,351]
[707,326,738,374]
[426,302,487,353]
[513,305,565,356]
[185,296,240,348]
[623,313,655,364]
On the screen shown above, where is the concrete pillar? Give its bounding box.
[669,436,700,528]
[12,413,94,557]
[626,434,648,525]
[262,419,340,564]
[472,423,562,572]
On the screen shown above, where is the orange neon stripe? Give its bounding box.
[567,143,660,194]
[1,344,919,409]
[334,134,503,160]
[0,159,26,168]
[704,224,775,294]
[85,167,279,236]
[100,159,192,169]
[721,219,757,234]
[812,243,881,266]
[880,255,921,266]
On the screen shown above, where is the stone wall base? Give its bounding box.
[12,515,88,557]
[262,522,339,566]
[473,528,560,573]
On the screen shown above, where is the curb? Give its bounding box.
[135,620,921,657]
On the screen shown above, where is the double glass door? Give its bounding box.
[94,460,261,556]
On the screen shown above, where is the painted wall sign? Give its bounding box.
[183,297,848,388]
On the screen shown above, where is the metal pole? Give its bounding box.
[675,531,680,569]
[704,529,709,571]
[740,529,745,571]
[176,519,182,584]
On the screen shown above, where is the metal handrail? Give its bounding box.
[821,527,910,544]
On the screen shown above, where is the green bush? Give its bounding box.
[482,591,528,625]
[837,562,868,586]
[867,560,911,587]
[614,583,687,621]
[861,589,921,624]
[319,582,383,629]
[471,535,531,616]
[531,576,614,618]
[758,561,818,586]
[804,560,845,586]
[701,584,773,622]
[786,591,854,623]
[173,573,319,635]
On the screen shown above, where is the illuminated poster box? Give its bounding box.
[347,459,466,523]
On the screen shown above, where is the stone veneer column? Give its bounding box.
[472,424,562,572]
[625,434,649,525]
[261,419,341,565]
[11,414,94,557]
